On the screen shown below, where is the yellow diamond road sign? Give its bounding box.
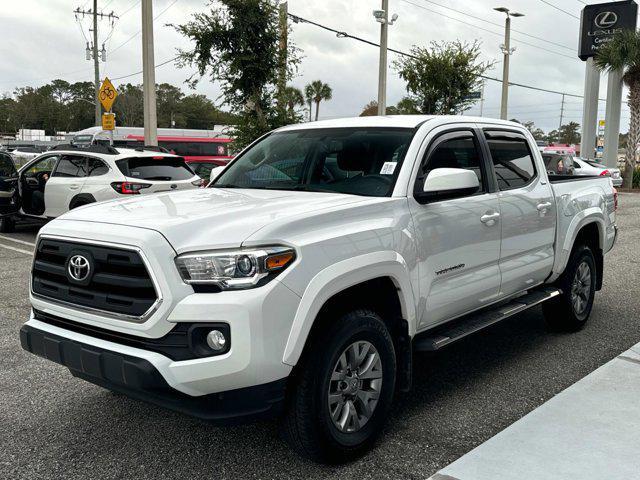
[99,77,118,112]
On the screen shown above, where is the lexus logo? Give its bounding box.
[67,255,91,282]
[594,11,618,29]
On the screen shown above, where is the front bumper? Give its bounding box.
[20,323,287,423]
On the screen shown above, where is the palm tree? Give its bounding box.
[304,84,314,122]
[594,30,640,189]
[283,86,305,116]
[305,80,333,121]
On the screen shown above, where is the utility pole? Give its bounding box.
[373,1,398,116]
[142,0,158,146]
[277,1,288,117]
[74,4,118,126]
[494,7,524,120]
[559,93,565,132]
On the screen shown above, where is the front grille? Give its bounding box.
[32,238,158,318]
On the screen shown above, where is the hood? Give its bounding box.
[58,187,368,252]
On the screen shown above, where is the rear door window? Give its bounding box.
[52,156,87,178]
[87,158,109,176]
[116,157,195,181]
[485,132,537,190]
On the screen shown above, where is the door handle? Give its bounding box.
[537,202,552,212]
[69,184,80,190]
[480,212,500,225]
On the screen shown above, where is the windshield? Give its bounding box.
[73,134,94,145]
[212,127,414,197]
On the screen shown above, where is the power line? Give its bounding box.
[400,0,577,60]
[538,0,580,20]
[110,55,178,80]
[109,0,178,54]
[289,12,606,102]
[413,0,575,52]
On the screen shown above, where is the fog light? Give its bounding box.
[206,329,227,351]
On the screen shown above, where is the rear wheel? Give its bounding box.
[543,244,596,331]
[0,216,15,233]
[281,309,396,463]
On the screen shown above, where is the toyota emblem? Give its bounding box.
[67,255,91,282]
[594,11,618,29]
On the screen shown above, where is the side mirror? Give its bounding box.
[209,166,225,183]
[417,168,480,202]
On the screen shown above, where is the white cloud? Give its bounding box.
[0,0,631,133]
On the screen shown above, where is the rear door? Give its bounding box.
[482,129,556,297]
[45,155,88,217]
[115,156,199,193]
[0,152,19,216]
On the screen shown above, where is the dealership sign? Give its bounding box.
[578,0,638,60]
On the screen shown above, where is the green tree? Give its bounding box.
[558,122,581,145]
[156,83,185,128]
[305,80,332,121]
[282,86,305,123]
[594,29,640,188]
[112,83,144,127]
[174,0,300,148]
[394,40,493,114]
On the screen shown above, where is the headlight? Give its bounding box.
[175,246,296,290]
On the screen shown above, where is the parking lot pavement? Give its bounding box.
[1,194,639,479]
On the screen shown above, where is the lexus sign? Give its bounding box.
[579,0,638,60]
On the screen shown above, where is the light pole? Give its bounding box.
[494,7,524,120]
[373,2,398,116]
[142,0,158,146]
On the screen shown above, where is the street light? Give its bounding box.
[373,1,398,116]
[494,7,524,120]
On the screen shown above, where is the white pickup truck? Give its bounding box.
[20,116,617,463]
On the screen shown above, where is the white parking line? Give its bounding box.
[0,242,33,256]
[0,234,36,247]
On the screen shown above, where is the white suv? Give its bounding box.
[0,144,203,232]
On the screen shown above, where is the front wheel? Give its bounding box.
[543,245,596,331]
[281,309,396,463]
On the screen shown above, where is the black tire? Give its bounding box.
[543,244,596,331]
[0,216,15,233]
[281,309,396,463]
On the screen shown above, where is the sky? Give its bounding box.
[0,0,632,134]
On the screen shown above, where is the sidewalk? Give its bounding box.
[429,342,640,480]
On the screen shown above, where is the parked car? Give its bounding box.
[541,152,575,175]
[573,157,623,187]
[20,116,617,463]
[0,144,203,232]
[10,146,46,166]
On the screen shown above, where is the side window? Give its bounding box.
[485,132,536,190]
[0,154,17,177]
[422,133,485,192]
[24,156,59,177]
[52,156,87,178]
[87,158,109,176]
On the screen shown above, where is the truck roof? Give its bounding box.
[276,115,524,131]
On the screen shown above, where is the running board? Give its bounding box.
[414,287,561,352]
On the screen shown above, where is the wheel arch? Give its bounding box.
[551,215,604,290]
[69,193,96,210]
[281,251,416,369]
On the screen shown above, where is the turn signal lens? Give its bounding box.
[265,252,295,271]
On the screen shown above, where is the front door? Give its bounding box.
[0,152,19,216]
[482,129,556,297]
[45,155,88,217]
[19,155,60,217]
[408,129,502,328]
